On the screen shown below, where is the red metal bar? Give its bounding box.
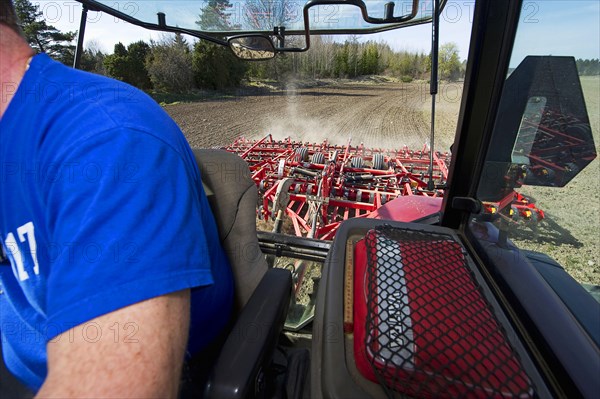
[239,134,272,159]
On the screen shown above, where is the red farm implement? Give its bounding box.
[225,134,545,240]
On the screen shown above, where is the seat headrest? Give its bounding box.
[192,149,255,241]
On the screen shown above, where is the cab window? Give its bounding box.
[469,2,599,296]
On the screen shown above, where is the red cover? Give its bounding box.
[353,229,532,398]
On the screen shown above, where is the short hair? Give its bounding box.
[0,0,23,36]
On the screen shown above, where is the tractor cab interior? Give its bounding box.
[1,0,598,398]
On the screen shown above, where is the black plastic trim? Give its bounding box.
[524,250,600,346]
[204,268,292,399]
[467,226,600,398]
[441,0,523,229]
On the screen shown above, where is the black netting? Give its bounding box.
[362,225,534,398]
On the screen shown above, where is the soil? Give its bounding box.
[165,78,600,285]
[165,79,461,151]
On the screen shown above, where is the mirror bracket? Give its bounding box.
[274,27,286,48]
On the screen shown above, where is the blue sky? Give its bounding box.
[510,1,600,66]
[37,0,599,62]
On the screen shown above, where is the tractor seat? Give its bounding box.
[185,149,292,398]
[192,148,269,312]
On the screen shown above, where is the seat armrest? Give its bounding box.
[204,268,292,399]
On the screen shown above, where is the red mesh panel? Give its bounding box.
[353,226,534,398]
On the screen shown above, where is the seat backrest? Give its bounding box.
[192,149,268,312]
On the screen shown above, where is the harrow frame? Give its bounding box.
[226,134,451,240]
[225,134,545,240]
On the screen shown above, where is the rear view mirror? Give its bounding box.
[228,35,276,60]
[479,56,596,204]
[507,57,596,186]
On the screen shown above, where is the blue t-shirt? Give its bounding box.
[0,54,233,390]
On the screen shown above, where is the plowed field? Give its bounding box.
[165,80,462,151]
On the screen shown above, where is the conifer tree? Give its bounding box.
[14,0,76,65]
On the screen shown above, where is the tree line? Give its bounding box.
[244,36,461,82]
[81,35,465,93]
[577,59,600,76]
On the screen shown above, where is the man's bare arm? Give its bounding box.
[36,290,191,399]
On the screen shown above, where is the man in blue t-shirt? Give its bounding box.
[0,1,233,396]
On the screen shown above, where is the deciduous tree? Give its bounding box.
[438,42,461,81]
[146,34,194,93]
[80,40,107,75]
[104,41,152,89]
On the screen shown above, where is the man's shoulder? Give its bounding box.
[29,54,188,157]
[38,55,170,129]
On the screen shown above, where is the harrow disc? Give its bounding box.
[373,153,385,170]
[295,147,309,162]
[351,156,365,168]
[311,152,325,164]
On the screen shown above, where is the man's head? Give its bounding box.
[1,0,33,118]
[0,0,23,36]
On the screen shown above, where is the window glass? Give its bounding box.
[469,1,599,290]
[510,96,546,165]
